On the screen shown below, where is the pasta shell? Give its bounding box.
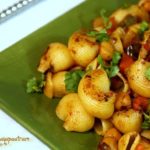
[92,17,104,31]
[56,93,94,132]
[115,92,131,110]
[118,132,141,150]
[44,71,68,98]
[52,71,68,98]
[43,72,53,99]
[68,32,99,67]
[78,69,116,119]
[99,41,114,61]
[139,30,150,59]
[110,5,149,24]
[123,24,140,48]
[104,128,121,141]
[141,130,150,140]
[127,59,150,98]
[112,109,142,133]
[94,119,113,136]
[98,128,121,150]
[86,58,98,71]
[139,0,150,12]
[38,43,75,73]
[117,72,129,93]
[98,137,118,150]
[111,27,125,54]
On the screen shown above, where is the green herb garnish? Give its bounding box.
[97,51,121,78]
[100,9,112,29]
[97,55,104,67]
[139,21,149,34]
[108,66,120,78]
[96,29,110,42]
[100,9,112,28]
[87,29,110,43]
[26,74,45,93]
[87,9,111,43]
[100,9,109,26]
[65,69,85,92]
[111,50,121,65]
[142,112,150,130]
[145,67,150,80]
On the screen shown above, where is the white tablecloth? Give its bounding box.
[0,0,83,149]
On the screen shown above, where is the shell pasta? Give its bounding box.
[27,0,150,149]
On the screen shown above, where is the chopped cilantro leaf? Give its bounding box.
[97,55,104,68]
[106,22,112,30]
[87,9,112,43]
[97,51,121,78]
[87,29,110,43]
[142,112,150,130]
[100,9,109,26]
[145,67,150,80]
[108,66,120,78]
[100,9,112,29]
[65,69,85,92]
[139,21,149,34]
[26,74,45,93]
[96,29,110,42]
[87,31,97,37]
[111,51,121,65]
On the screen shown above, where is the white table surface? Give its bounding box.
[0,0,84,150]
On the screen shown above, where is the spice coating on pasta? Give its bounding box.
[26,0,150,148]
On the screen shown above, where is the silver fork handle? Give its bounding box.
[0,0,40,23]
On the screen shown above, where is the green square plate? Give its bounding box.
[0,0,138,149]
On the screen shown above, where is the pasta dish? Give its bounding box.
[27,0,150,149]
